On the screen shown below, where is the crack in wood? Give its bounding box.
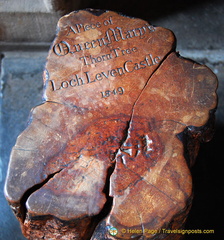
[19,169,63,223]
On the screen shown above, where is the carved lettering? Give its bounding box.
[49,72,91,91]
[53,24,154,56]
[101,87,124,98]
[79,47,138,66]
[53,41,70,56]
[66,17,113,36]
[48,54,161,91]
[120,134,154,158]
[49,14,159,100]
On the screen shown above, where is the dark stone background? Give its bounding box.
[0,0,223,239]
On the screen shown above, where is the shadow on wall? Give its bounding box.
[185,122,224,240]
[74,0,220,20]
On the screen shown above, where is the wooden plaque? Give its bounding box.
[5,9,217,240]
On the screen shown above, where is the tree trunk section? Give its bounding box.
[5,9,218,240]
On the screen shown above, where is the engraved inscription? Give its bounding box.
[101,87,124,98]
[120,134,154,158]
[48,14,158,98]
[47,54,161,91]
[66,16,113,35]
[79,47,138,66]
[53,41,70,56]
[66,22,102,35]
[53,24,155,56]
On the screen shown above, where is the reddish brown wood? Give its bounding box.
[5,9,217,240]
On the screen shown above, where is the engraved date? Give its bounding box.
[101,87,124,98]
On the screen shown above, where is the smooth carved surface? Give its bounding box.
[5,9,217,240]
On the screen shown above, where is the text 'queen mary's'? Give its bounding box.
[53,24,155,56]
